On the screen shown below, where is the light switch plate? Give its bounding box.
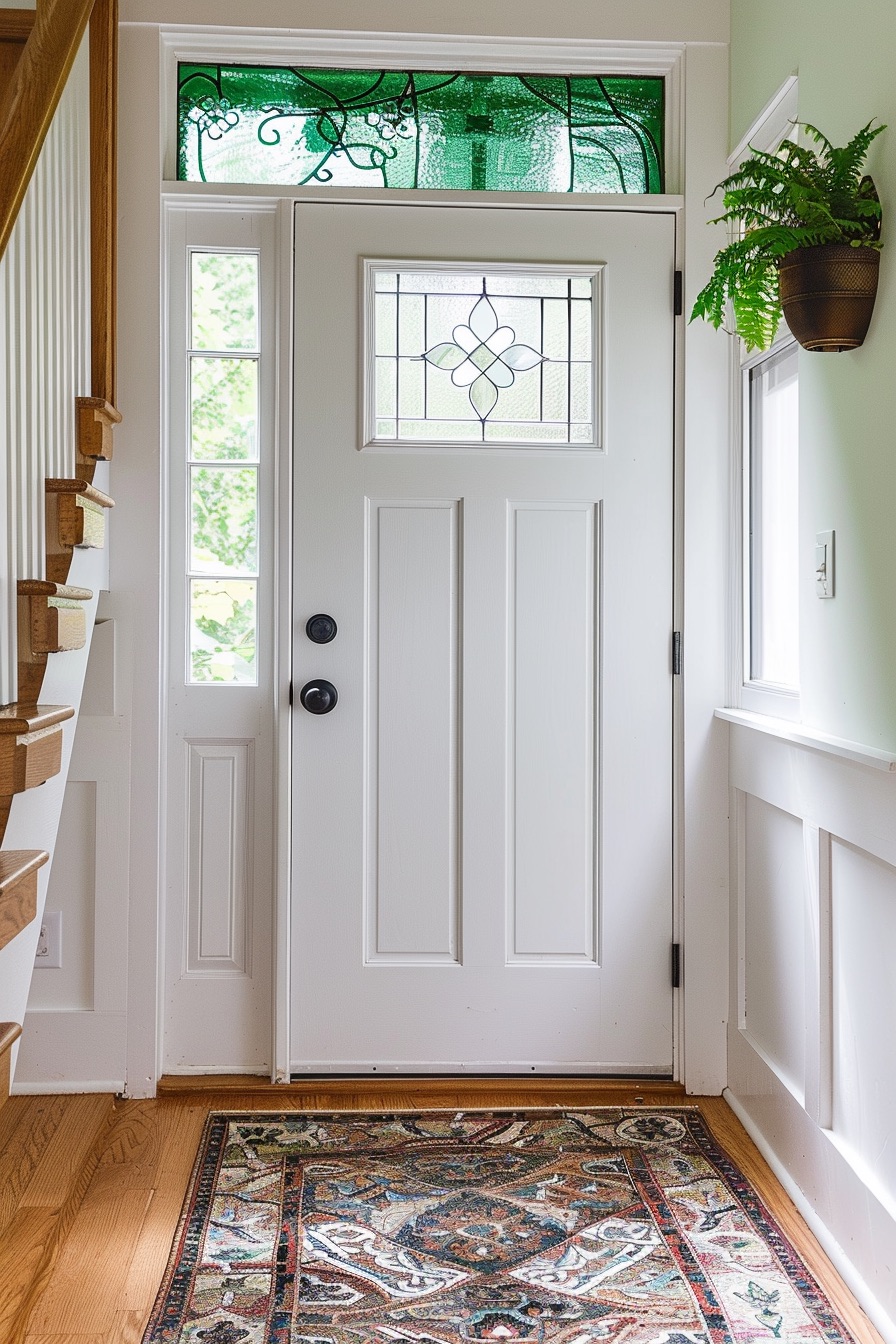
[816,529,835,598]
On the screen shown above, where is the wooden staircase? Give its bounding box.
[0,0,121,1125]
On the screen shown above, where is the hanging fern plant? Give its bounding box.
[691,121,885,351]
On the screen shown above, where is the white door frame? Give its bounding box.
[122,22,730,1097]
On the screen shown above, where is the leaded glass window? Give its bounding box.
[367,266,599,447]
[178,65,664,194]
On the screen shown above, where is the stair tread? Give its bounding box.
[45,478,114,508]
[75,395,122,423]
[0,851,48,893]
[0,704,74,734]
[0,1022,22,1055]
[17,580,93,600]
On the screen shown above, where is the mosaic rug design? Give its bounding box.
[143,1109,857,1344]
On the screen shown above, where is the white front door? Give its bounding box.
[291,201,674,1073]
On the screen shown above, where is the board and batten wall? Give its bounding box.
[726,3,896,1338]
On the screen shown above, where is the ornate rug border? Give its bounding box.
[141,1105,856,1344]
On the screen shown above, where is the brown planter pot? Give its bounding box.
[778,244,881,352]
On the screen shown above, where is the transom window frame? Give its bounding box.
[159,31,685,197]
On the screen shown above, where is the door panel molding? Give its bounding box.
[363,498,462,966]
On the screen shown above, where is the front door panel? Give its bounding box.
[291,202,674,1073]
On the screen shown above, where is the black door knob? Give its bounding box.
[306,613,338,644]
[300,679,338,714]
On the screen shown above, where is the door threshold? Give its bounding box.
[158,1074,685,1104]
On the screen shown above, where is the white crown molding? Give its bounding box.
[162,27,685,74]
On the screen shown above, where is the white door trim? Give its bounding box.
[120,24,729,1097]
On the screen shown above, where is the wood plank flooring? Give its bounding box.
[0,1093,115,1344]
[0,1080,882,1344]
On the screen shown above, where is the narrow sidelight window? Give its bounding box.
[187,251,260,683]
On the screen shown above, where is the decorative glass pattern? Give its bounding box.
[188,251,260,683]
[371,268,596,445]
[178,65,664,194]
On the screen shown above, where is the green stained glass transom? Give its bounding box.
[177,65,664,194]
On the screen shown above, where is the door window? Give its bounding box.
[368,264,598,446]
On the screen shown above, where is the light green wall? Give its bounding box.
[731,0,896,747]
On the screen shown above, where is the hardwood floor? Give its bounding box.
[0,1080,882,1344]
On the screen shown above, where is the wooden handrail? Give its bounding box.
[0,0,96,263]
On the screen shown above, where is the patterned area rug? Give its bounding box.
[143,1109,858,1344]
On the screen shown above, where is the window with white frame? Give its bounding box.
[743,341,799,705]
[167,204,276,698]
[187,250,260,683]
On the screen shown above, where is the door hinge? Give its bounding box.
[671,943,681,989]
[288,680,293,707]
[672,631,682,676]
[673,270,683,317]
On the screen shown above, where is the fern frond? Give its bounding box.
[693,119,885,350]
[819,121,884,191]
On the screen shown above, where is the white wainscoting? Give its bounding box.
[721,711,896,1342]
[16,700,131,1093]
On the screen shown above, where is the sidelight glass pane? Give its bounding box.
[190,578,257,683]
[190,357,258,460]
[178,65,664,194]
[191,252,258,350]
[191,467,258,574]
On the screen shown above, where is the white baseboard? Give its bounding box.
[11,1079,123,1095]
[724,1088,896,1344]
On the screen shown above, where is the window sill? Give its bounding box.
[714,707,896,774]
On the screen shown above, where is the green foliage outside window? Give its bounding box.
[189,252,261,682]
[190,580,257,683]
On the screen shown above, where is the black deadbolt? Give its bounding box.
[300,679,338,714]
[306,613,338,644]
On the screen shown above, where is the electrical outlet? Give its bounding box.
[34,911,62,968]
